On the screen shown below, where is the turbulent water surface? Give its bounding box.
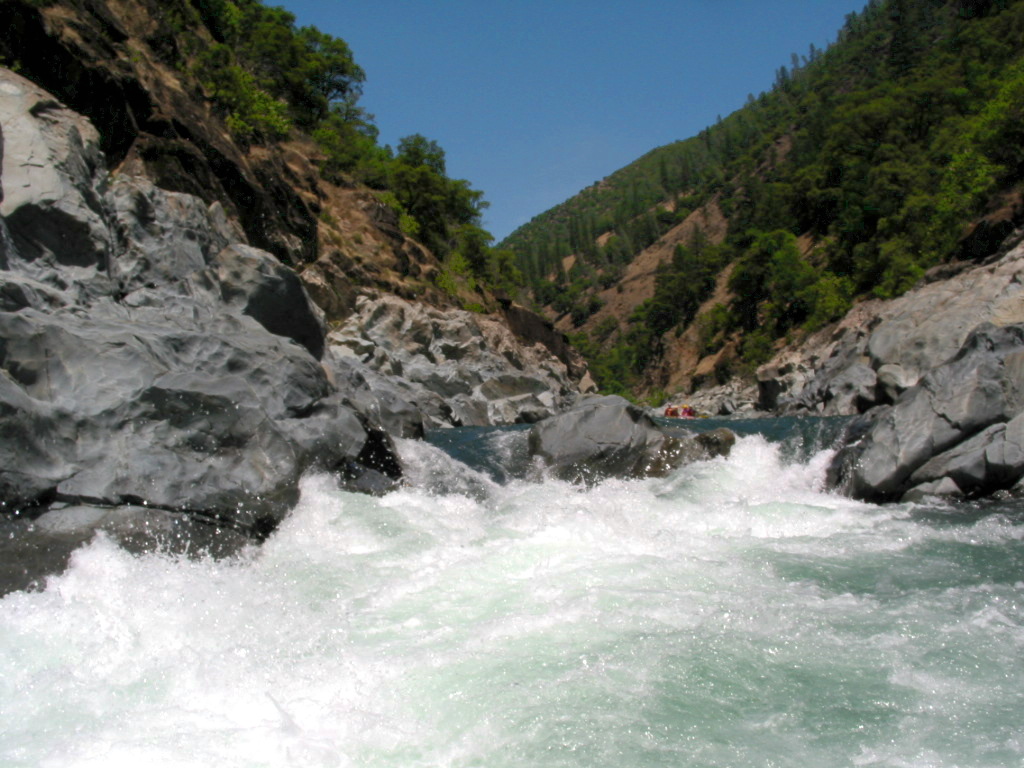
[2,418,1023,767]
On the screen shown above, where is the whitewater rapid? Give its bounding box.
[2,429,1023,767]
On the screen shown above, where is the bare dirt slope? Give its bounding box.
[555,198,728,336]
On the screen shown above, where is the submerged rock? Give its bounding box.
[527,395,734,483]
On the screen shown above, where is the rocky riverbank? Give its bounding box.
[0,68,594,591]
[650,220,1024,503]
[758,234,1024,417]
[826,322,1024,502]
[741,226,1024,501]
[0,69,402,529]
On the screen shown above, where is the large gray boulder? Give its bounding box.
[527,395,734,483]
[0,302,387,524]
[827,323,1024,501]
[902,413,1024,501]
[0,68,400,535]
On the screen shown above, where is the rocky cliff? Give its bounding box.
[0,0,471,313]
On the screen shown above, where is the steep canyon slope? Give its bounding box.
[502,0,1024,408]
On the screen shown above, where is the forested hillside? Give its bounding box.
[501,0,1024,397]
[185,0,523,297]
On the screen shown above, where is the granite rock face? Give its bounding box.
[0,67,594,557]
[827,323,1024,502]
[0,69,400,535]
[759,238,1024,416]
[327,293,584,432]
[527,395,734,484]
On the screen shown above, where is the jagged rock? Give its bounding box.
[762,235,1024,416]
[0,285,397,531]
[327,294,583,428]
[327,356,429,440]
[211,243,327,359]
[904,412,1024,500]
[827,323,1024,502]
[497,296,590,381]
[821,363,879,415]
[0,70,401,534]
[644,428,736,478]
[876,363,915,403]
[106,175,237,292]
[760,323,876,416]
[527,395,734,483]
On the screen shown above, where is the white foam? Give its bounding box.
[2,433,1022,766]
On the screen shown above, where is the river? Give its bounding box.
[2,418,1022,767]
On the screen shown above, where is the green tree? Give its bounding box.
[312,106,388,185]
[194,44,291,142]
[731,230,817,335]
[397,134,447,175]
[297,26,364,107]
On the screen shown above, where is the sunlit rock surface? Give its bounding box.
[0,68,400,536]
[827,323,1024,502]
[328,293,584,431]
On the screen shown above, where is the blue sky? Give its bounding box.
[278,1,867,242]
